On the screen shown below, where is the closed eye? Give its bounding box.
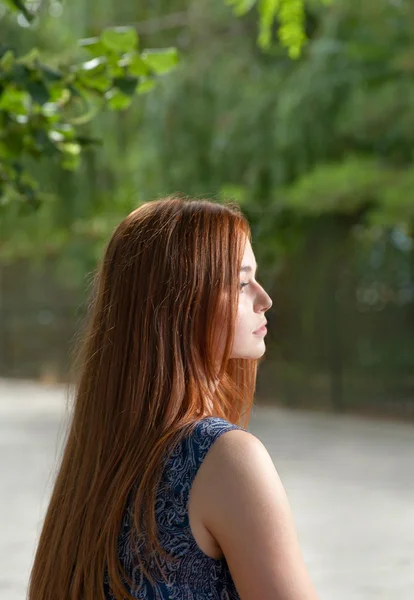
[240,277,264,291]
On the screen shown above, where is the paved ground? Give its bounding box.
[1,378,413,600]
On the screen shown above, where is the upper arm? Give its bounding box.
[195,429,320,600]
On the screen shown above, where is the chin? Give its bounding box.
[231,346,266,360]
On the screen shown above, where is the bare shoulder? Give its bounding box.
[199,428,274,482]
[205,427,272,468]
[192,428,320,600]
[195,428,285,516]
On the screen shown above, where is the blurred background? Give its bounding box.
[2,0,414,418]
[1,1,414,599]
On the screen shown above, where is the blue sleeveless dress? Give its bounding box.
[104,416,246,599]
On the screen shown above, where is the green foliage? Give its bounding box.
[0,11,179,207]
[273,155,414,236]
[278,156,391,215]
[2,0,414,268]
[259,0,306,58]
[226,0,333,57]
[142,48,179,74]
[0,0,326,208]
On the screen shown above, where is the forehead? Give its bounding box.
[240,239,257,271]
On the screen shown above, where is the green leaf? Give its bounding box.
[61,153,80,170]
[258,0,280,50]
[80,57,107,72]
[78,58,111,92]
[107,64,124,79]
[48,130,66,143]
[79,72,112,92]
[0,87,29,113]
[49,124,74,141]
[105,53,124,78]
[58,142,82,170]
[26,80,50,105]
[128,55,149,77]
[61,142,81,155]
[47,86,69,106]
[11,64,31,86]
[101,27,139,54]
[113,75,138,96]
[0,49,15,72]
[78,37,107,56]
[142,48,179,74]
[136,77,156,95]
[228,0,308,58]
[105,88,132,110]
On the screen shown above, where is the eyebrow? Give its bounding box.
[240,264,258,273]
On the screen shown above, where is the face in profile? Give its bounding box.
[230,238,273,360]
[197,237,273,405]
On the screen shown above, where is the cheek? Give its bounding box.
[216,297,252,358]
[234,301,250,338]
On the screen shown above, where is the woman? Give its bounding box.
[28,196,319,599]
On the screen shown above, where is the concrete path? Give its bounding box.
[1,378,413,600]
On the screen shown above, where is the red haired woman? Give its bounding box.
[28,197,319,599]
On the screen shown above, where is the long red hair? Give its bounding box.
[28,196,259,599]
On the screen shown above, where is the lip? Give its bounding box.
[253,321,267,334]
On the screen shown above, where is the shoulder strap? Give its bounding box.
[188,417,246,479]
[153,417,247,550]
[160,417,246,504]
